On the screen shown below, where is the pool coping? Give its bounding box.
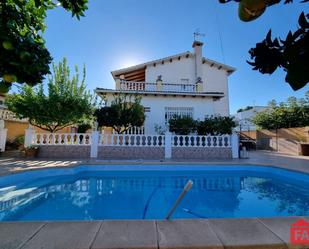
[0,217,308,249]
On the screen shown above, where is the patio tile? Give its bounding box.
[21,221,101,249]
[92,220,157,249]
[208,218,287,249]
[0,222,45,249]
[259,217,308,249]
[157,219,223,249]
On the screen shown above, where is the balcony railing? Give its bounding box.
[118,80,200,93]
[0,109,28,123]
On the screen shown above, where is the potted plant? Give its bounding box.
[24,146,39,157]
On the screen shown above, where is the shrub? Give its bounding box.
[196,116,236,135]
[168,116,196,135]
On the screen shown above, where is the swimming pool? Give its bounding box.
[0,165,308,221]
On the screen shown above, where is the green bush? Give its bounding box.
[196,116,236,135]
[168,116,196,135]
[168,115,236,135]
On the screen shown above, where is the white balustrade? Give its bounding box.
[99,134,165,147]
[32,133,91,146]
[119,80,197,93]
[172,135,231,148]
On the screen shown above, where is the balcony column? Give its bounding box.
[156,75,162,91]
[196,77,203,92]
[115,78,121,90]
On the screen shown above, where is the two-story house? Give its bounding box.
[95,41,236,134]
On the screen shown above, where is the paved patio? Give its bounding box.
[0,150,308,176]
[0,151,308,249]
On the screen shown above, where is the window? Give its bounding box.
[165,107,194,122]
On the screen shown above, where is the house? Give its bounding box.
[233,106,267,132]
[95,41,236,134]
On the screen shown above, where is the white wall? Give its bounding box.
[146,56,196,84]
[145,55,230,116]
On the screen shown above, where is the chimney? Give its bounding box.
[192,41,203,81]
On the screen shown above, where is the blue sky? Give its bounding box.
[43,0,308,113]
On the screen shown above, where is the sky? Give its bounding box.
[42,0,308,114]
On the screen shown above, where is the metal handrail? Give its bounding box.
[165,180,193,220]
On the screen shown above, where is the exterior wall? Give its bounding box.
[145,55,230,116]
[98,146,164,159]
[105,94,216,134]
[202,66,229,116]
[234,106,267,131]
[256,127,309,155]
[37,145,90,158]
[146,56,196,84]
[172,147,232,159]
[4,120,76,141]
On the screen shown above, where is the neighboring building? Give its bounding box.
[233,106,267,132]
[96,41,236,134]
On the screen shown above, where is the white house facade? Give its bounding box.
[95,41,236,134]
[233,106,268,131]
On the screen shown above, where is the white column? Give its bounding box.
[24,126,35,147]
[0,120,7,152]
[231,132,239,159]
[90,131,99,158]
[165,132,172,159]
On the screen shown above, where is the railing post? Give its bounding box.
[24,125,35,147]
[156,75,162,91]
[165,132,172,159]
[90,130,99,158]
[0,120,7,152]
[231,132,239,159]
[196,77,203,92]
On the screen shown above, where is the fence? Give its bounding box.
[24,128,239,159]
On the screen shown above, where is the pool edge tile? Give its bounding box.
[157,219,224,249]
[92,220,157,249]
[208,218,287,249]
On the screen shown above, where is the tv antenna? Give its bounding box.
[194,29,205,41]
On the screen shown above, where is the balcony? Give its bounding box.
[117,80,203,93]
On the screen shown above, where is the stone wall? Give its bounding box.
[172,147,232,159]
[98,146,164,160]
[38,145,90,158]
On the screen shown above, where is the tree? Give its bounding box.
[0,0,88,93]
[252,91,309,129]
[95,94,145,134]
[218,0,309,90]
[5,58,94,132]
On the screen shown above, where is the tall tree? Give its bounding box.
[5,58,94,132]
[0,0,88,93]
[95,94,145,134]
[218,0,309,90]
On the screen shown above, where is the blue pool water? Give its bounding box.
[0,165,309,221]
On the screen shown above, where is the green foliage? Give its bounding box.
[196,116,236,135]
[237,106,253,113]
[252,91,309,129]
[0,0,88,92]
[168,115,236,135]
[168,116,196,135]
[5,58,94,132]
[95,94,145,134]
[218,0,308,90]
[77,122,92,133]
